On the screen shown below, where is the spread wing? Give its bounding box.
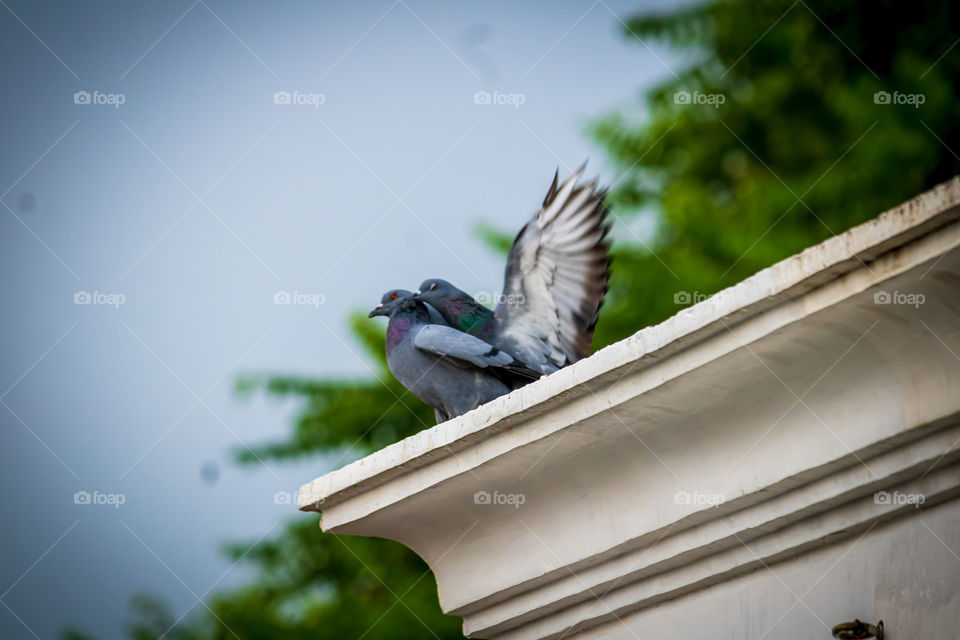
[497,163,611,370]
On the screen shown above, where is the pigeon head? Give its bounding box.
[369,289,413,318]
[414,278,496,336]
[414,278,467,307]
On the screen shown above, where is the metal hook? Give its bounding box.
[832,619,884,640]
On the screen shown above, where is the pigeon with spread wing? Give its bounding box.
[414,163,611,374]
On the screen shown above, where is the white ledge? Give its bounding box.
[300,177,960,639]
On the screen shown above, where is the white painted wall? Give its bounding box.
[580,499,959,640]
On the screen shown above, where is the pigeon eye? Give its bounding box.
[389,293,398,301]
[429,283,438,291]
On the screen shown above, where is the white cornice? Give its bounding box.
[300,177,960,639]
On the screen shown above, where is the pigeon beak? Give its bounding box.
[368,303,386,318]
[413,289,422,296]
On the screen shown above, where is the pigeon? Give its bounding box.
[369,293,540,422]
[414,163,611,374]
[368,289,447,325]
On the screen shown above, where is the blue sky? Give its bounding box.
[0,1,681,637]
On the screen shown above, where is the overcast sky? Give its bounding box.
[0,1,681,637]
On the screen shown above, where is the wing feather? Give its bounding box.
[414,324,514,368]
[496,163,611,370]
[414,324,541,386]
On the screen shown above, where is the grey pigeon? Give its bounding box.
[414,163,611,374]
[368,289,446,325]
[369,294,540,422]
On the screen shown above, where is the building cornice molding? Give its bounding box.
[300,177,960,639]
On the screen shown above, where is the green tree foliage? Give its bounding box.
[592,0,959,344]
[81,0,958,638]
